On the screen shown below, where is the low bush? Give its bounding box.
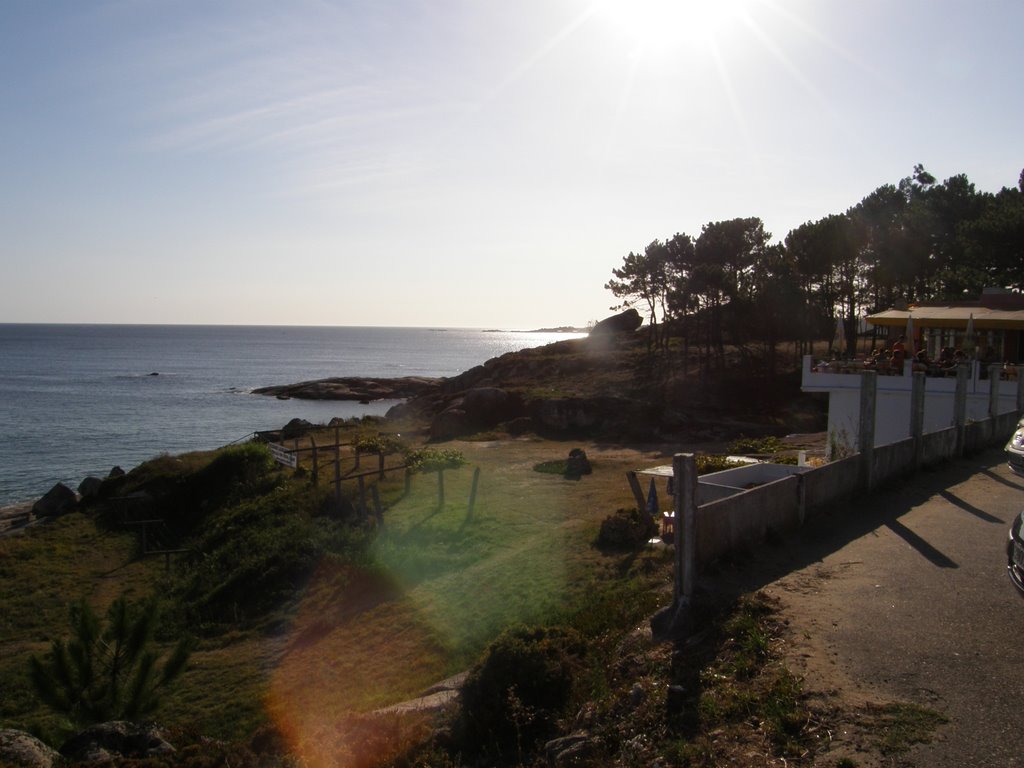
[728,435,786,455]
[596,508,658,551]
[457,625,587,762]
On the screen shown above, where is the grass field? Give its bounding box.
[0,436,674,749]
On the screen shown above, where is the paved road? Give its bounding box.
[721,445,1024,767]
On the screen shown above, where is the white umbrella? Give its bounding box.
[963,313,976,356]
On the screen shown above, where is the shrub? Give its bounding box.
[354,433,407,456]
[597,508,658,551]
[29,595,194,728]
[457,626,586,761]
[728,435,785,455]
[694,454,745,475]
[403,448,466,473]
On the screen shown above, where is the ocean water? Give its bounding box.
[0,324,584,506]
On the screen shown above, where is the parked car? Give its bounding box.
[1007,417,1024,476]
[1008,509,1024,596]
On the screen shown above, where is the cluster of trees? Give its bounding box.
[606,166,1024,371]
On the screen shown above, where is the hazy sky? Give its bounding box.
[2,1,1021,328]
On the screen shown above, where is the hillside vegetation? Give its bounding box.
[0,337,838,766]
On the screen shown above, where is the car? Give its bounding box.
[1008,510,1024,596]
[1007,417,1024,476]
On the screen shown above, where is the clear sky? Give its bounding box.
[2,0,1021,328]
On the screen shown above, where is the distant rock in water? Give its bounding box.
[589,308,642,335]
[149,372,159,376]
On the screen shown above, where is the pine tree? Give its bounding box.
[29,595,194,726]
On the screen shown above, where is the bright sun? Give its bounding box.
[594,0,750,56]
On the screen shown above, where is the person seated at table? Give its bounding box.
[875,350,894,374]
[891,335,907,373]
[913,349,930,373]
[1004,360,1019,381]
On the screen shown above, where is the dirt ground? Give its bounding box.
[709,445,1024,767]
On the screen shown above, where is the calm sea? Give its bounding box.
[0,325,584,507]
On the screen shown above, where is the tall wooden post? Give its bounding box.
[672,453,697,604]
[378,451,385,480]
[371,484,383,526]
[467,467,481,521]
[333,448,342,503]
[311,436,319,485]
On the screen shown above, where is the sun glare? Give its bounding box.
[595,0,750,56]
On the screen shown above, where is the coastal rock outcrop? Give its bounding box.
[0,729,59,768]
[588,308,642,335]
[254,376,440,402]
[32,483,77,518]
[429,387,524,440]
[281,418,314,440]
[78,476,103,501]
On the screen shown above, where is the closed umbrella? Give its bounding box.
[963,313,976,356]
[646,478,659,517]
[832,316,844,356]
[905,313,915,357]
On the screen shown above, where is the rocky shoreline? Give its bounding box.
[252,376,440,401]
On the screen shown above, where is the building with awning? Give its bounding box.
[866,287,1024,363]
[804,288,1024,457]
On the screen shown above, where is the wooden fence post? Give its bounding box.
[467,467,481,520]
[378,451,385,480]
[371,484,383,526]
[334,448,342,503]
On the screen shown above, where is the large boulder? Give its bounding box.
[0,729,60,768]
[78,476,104,502]
[60,721,175,762]
[280,418,314,440]
[588,308,642,335]
[431,408,472,441]
[429,388,524,439]
[32,483,77,519]
[462,387,519,423]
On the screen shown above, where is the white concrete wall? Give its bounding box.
[804,355,1022,457]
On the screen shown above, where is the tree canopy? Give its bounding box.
[605,165,1024,366]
